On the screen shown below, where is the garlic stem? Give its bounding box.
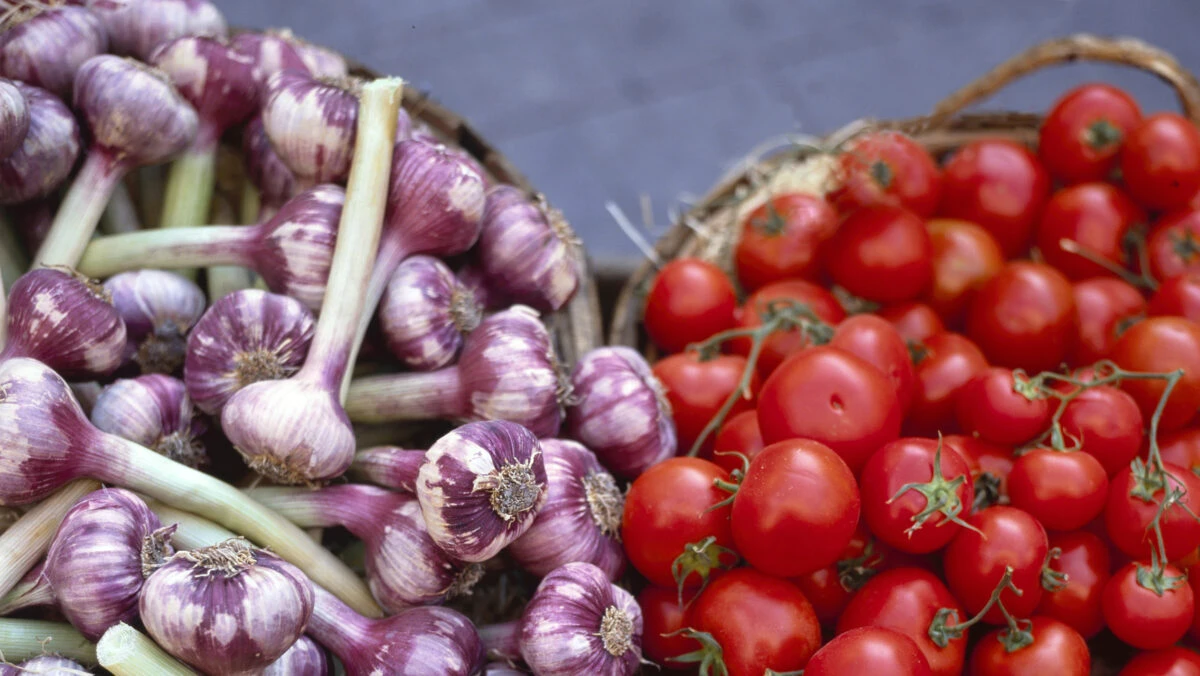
[97,623,195,676]
[344,368,461,423]
[0,567,55,615]
[97,435,382,617]
[0,269,7,352]
[243,486,342,528]
[342,236,410,395]
[78,225,255,278]
[0,211,29,298]
[206,193,258,300]
[35,150,126,268]
[300,77,403,396]
[137,166,165,229]
[350,446,425,491]
[144,500,234,549]
[0,618,96,666]
[241,183,263,226]
[159,148,217,282]
[100,183,143,235]
[0,480,99,600]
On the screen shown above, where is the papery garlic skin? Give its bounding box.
[87,0,228,61]
[0,82,80,205]
[92,375,207,468]
[520,562,644,676]
[252,183,344,309]
[2,656,89,675]
[379,255,481,371]
[566,346,676,478]
[44,487,171,640]
[0,268,127,379]
[0,4,108,98]
[262,70,358,185]
[230,30,309,91]
[104,269,206,375]
[263,635,327,676]
[140,539,314,675]
[294,39,348,79]
[150,35,258,148]
[478,186,580,312]
[0,78,30,159]
[184,289,314,416]
[417,420,548,562]
[508,439,625,579]
[242,113,298,213]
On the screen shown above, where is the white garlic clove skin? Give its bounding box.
[104,269,206,375]
[92,374,208,469]
[5,655,91,675]
[0,268,127,379]
[566,346,677,479]
[86,0,228,62]
[263,635,327,676]
[0,82,81,205]
[150,35,258,147]
[184,289,314,416]
[262,70,359,185]
[0,78,30,159]
[379,255,481,371]
[252,184,344,310]
[139,538,314,675]
[0,4,108,98]
[382,138,487,261]
[417,420,548,563]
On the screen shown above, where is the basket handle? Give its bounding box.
[926,34,1200,129]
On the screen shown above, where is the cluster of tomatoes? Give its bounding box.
[623,83,1200,675]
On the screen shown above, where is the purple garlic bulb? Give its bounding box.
[230,29,310,95]
[0,82,80,205]
[0,3,108,98]
[293,38,348,79]
[150,35,258,150]
[262,70,359,185]
[263,635,327,676]
[140,538,314,674]
[92,375,207,468]
[104,269,206,375]
[379,255,482,371]
[0,78,30,159]
[0,268,127,379]
[416,420,548,562]
[520,562,644,676]
[86,0,228,61]
[457,259,509,310]
[478,186,581,312]
[0,656,88,675]
[508,439,625,580]
[44,487,172,640]
[249,484,484,613]
[242,113,297,214]
[307,587,486,676]
[566,346,676,478]
[184,289,314,416]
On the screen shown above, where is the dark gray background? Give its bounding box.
[217,0,1200,268]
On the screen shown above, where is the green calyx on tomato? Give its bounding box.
[1083,118,1124,151]
[669,536,738,606]
[666,627,806,676]
[752,202,789,237]
[1171,227,1200,267]
[928,565,1035,653]
[836,537,885,592]
[869,160,895,189]
[887,436,980,538]
[1134,552,1188,597]
[1040,547,1069,593]
[972,471,1003,513]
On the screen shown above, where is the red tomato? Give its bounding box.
[1120,647,1200,676]
[686,568,821,675]
[836,567,967,676]
[1058,384,1144,477]
[1007,448,1109,531]
[943,506,1049,624]
[1160,428,1200,475]
[826,205,934,304]
[829,314,916,413]
[1104,461,1200,562]
[906,332,990,436]
[938,139,1051,257]
[879,302,946,344]
[734,192,839,290]
[966,261,1076,372]
[1146,209,1200,282]
[643,258,737,354]
[621,457,736,589]
[944,435,1014,512]
[860,437,975,554]
[1110,317,1200,432]
[1150,273,1200,322]
[1036,182,1145,280]
[924,217,1006,322]
[1121,113,1200,212]
[1103,561,1195,649]
[1190,561,1200,644]
[1036,530,1112,638]
[710,410,763,475]
[1039,83,1143,184]
[727,279,845,378]
[1069,278,1147,366]
[637,586,694,670]
[730,439,860,576]
[792,524,874,624]
[968,616,1090,676]
[757,346,903,474]
[832,131,941,218]
[806,626,932,676]
[652,352,759,457]
[954,367,1053,446]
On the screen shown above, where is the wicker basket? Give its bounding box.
[608,34,1200,352]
